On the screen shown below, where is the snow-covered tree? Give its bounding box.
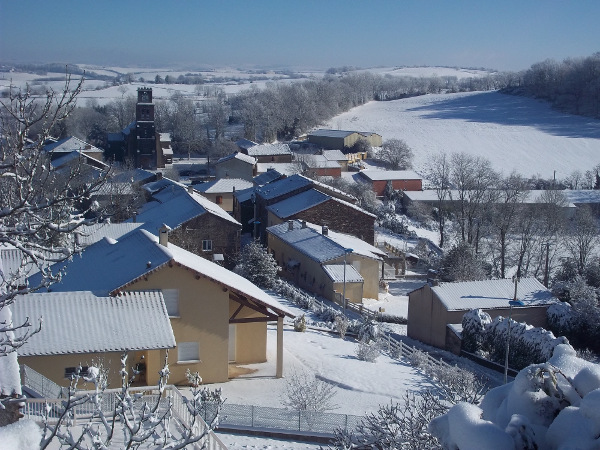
[429,344,600,450]
[234,240,280,288]
[379,138,414,170]
[439,242,487,282]
[0,73,109,423]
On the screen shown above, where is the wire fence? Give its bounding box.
[220,403,362,436]
[21,365,65,399]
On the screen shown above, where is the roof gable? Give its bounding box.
[216,152,256,165]
[194,178,253,194]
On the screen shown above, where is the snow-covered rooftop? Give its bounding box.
[562,189,600,204]
[50,150,109,170]
[134,184,240,231]
[309,129,380,138]
[216,152,256,165]
[77,222,143,246]
[268,220,383,263]
[302,155,341,169]
[267,189,330,218]
[304,222,384,260]
[322,150,347,161]
[253,169,284,186]
[255,162,300,176]
[43,136,103,154]
[194,178,253,194]
[235,138,258,151]
[29,229,293,318]
[12,291,176,356]
[247,143,292,157]
[256,174,313,201]
[431,278,559,311]
[359,169,422,181]
[322,264,364,283]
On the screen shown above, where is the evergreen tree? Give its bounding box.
[234,240,280,288]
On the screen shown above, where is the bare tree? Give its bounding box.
[424,152,451,248]
[0,73,109,418]
[564,206,600,273]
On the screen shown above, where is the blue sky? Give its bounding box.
[1,1,598,71]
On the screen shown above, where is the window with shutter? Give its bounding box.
[162,289,179,317]
[178,342,199,363]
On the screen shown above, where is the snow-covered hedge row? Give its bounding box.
[430,344,600,450]
[462,309,569,371]
[271,279,362,334]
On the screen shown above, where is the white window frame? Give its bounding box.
[202,240,213,252]
[162,289,179,317]
[177,342,200,363]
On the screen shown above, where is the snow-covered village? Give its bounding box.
[1,2,600,449]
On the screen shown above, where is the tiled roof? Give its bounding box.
[359,170,422,181]
[12,291,175,356]
[431,278,559,311]
[303,222,383,260]
[77,222,143,246]
[256,174,313,201]
[135,184,241,230]
[253,169,284,186]
[216,152,256,165]
[235,139,258,150]
[247,143,292,157]
[267,221,347,263]
[28,230,294,318]
[44,136,103,154]
[194,178,253,194]
[322,264,364,283]
[267,189,330,218]
[29,229,173,296]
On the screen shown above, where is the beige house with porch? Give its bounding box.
[29,227,294,385]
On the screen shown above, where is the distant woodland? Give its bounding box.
[4,52,598,154]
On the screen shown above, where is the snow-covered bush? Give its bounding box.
[357,319,379,343]
[293,314,307,332]
[356,339,380,362]
[462,309,492,353]
[281,370,338,413]
[429,344,600,450]
[462,309,569,371]
[334,314,349,338]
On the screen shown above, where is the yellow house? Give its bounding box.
[407,278,559,352]
[266,220,384,304]
[30,228,294,385]
[13,291,175,389]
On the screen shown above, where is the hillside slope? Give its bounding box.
[327,91,600,179]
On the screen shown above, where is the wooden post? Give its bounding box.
[276,316,284,378]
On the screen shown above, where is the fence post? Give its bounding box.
[345,414,348,432]
[251,405,255,427]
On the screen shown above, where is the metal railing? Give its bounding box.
[21,385,226,450]
[220,403,361,436]
[21,365,65,399]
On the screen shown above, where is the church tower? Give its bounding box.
[134,87,157,168]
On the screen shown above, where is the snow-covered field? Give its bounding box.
[327,91,600,179]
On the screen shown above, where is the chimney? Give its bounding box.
[187,185,194,194]
[288,220,294,231]
[322,225,328,236]
[132,212,137,223]
[159,224,172,247]
[301,220,307,229]
[156,172,163,180]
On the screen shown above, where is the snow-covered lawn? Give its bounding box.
[327,91,600,179]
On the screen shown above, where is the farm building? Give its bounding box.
[307,129,382,150]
